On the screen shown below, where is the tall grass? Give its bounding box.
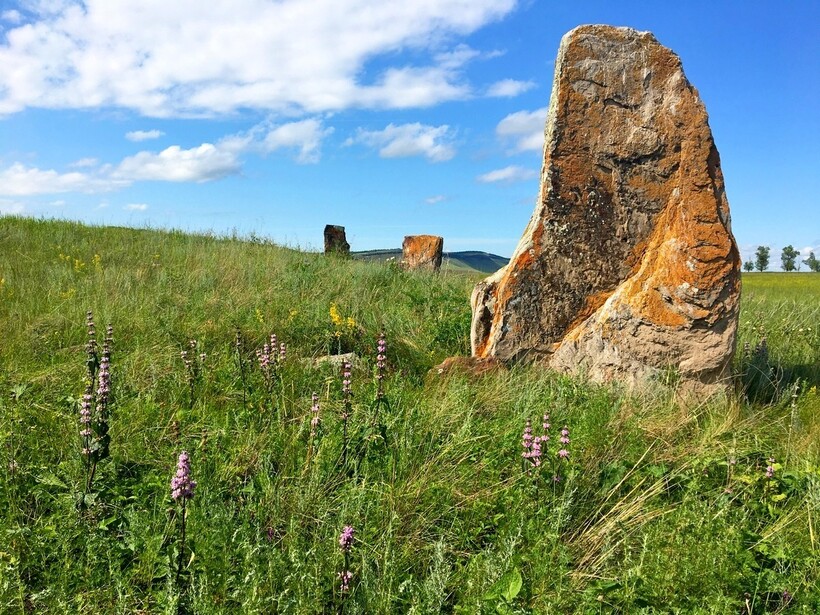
[0,216,818,613]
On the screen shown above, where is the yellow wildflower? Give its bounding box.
[330,303,344,327]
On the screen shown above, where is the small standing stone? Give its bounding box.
[402,235,443,271]
[324,225,350,255]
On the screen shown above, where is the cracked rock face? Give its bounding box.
[470,25,740,394]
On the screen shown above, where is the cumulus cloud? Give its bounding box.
[477,165,538,183]
[496,107,547,152]
[347,123,455,162]
[1,10,23,24]
[0,162,128,195]
[0,115,334,195]
[124,203,148,211]
[126,129,164,142]
[69,157,99,168]
[114,143,241,183]
[259,119,334,164]
[486,79,535,97]
[0,0,517,117]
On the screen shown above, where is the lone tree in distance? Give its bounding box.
[743,260,754,272]
[804,251,820,272]
[754,246,770,272]
[781,245,800,272]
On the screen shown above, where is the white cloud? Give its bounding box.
[496,107,547,152]
[425,195,446,204]
[354,66,471,109]
[433,44,482,70]
[124,203,148,211]
[49,199,66,206]
[0,162,128,195]
[0,116,333,195]
[486,79,535,98]
[1,10,23,24]
[347,123,455,162]
[126,129,164,142]
[260,119,334,164]
[477,165,538,183]
[69,157,99,168]
[0,143,237,195]
[114,143,240,183]
[0,0,517,117]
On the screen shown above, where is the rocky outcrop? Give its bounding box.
[470,25,740,394]
[324,225,350,255]
[402,235,444,271]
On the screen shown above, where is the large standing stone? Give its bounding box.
[402,235,444,271]
[470,25,740,394]
[324,225,350,255]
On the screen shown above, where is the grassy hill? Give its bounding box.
[0,216,818,613]
[353,249,509,274]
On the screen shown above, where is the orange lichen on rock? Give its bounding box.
[470,25,740,394]
[402,235,444,271]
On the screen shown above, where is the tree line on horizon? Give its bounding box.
[743,245,820,272]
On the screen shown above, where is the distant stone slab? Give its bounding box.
[470,25,740,394]
[402,235,443,271]
[324,225,350,255]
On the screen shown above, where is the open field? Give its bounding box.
[353,249,510,274]
[1,217,818,613]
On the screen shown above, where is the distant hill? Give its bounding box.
[353,249,509,274]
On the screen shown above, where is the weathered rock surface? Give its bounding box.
[470,25,740,394]
[402,235,444,271]
[324,225,350,255]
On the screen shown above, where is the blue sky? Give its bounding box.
[0,0,818,268]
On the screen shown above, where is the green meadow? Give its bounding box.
[1,216,818,613]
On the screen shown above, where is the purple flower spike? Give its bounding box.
[171,451,197,501]
[531,436,542,467]
[79,393,92,437]
[339,570,353,592]
[339,525,355,552]
[522,419,543,468]
[343,363,351,393]
[376,331,387,399]
[765,457,775,479]
[557,448,570,459]
[522,419,533,452]
[377,333,387,372]
[310,392,320,436]
[559,426,570,445]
